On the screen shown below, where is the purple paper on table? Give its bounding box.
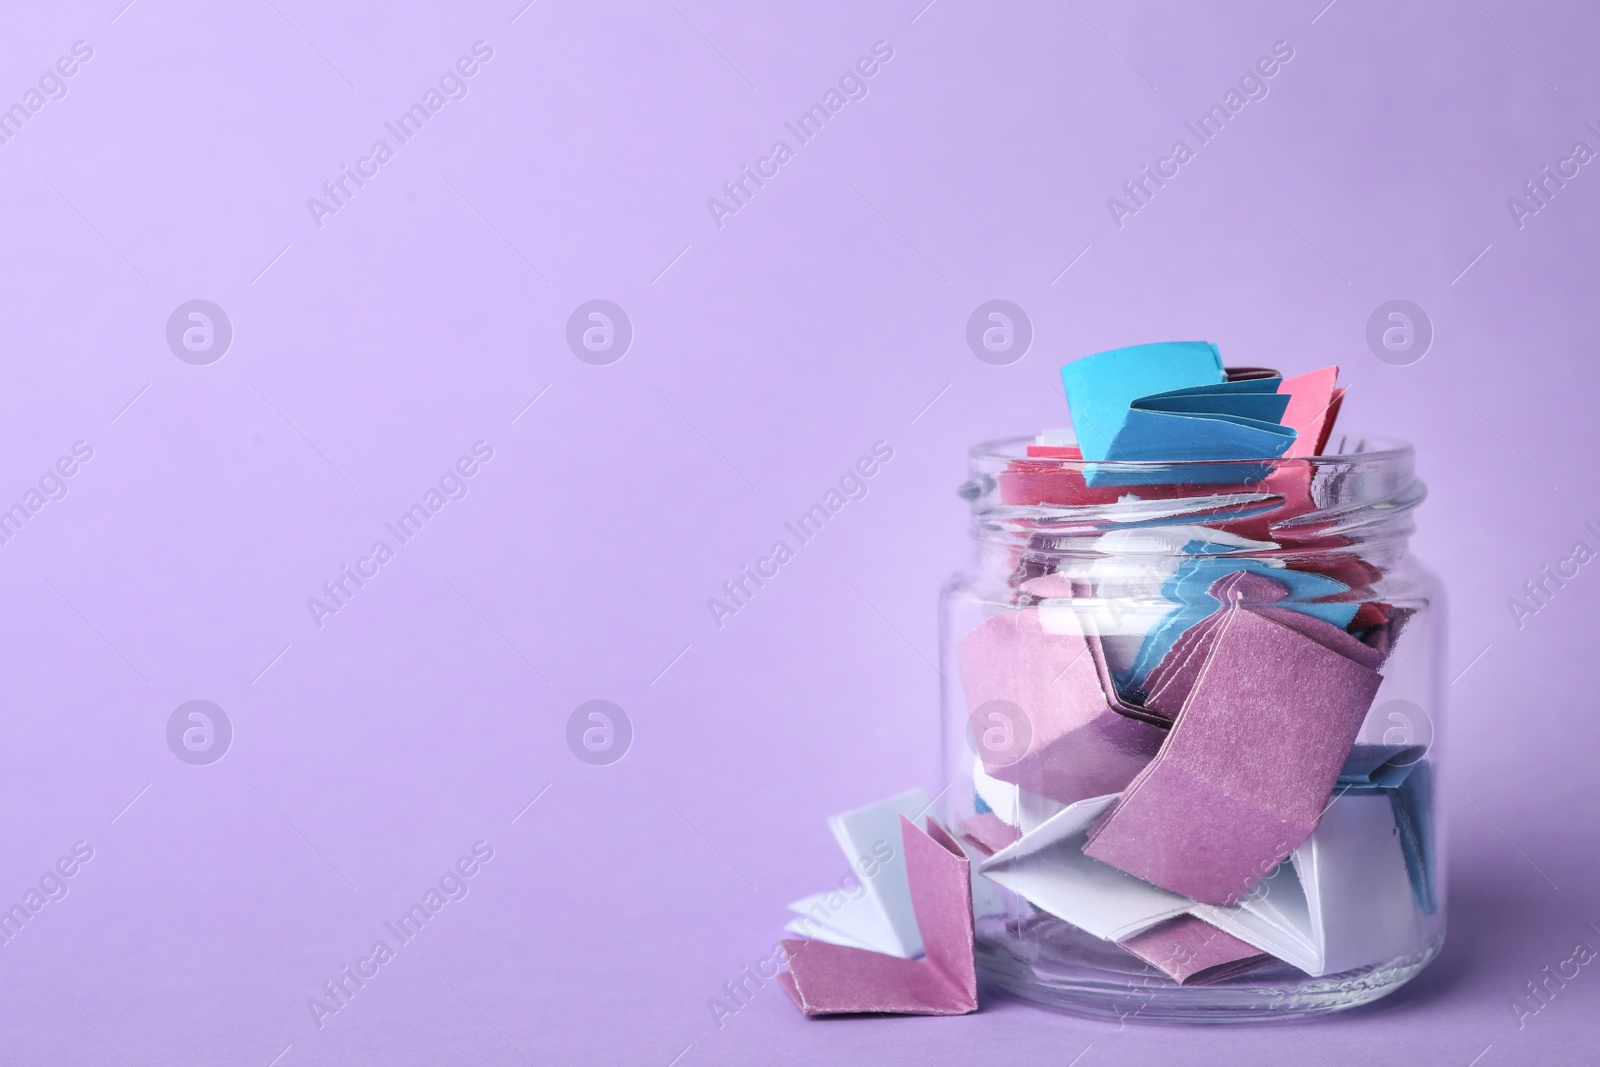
[1117,914,1269,985]
[1083,605,1383,906]
[959,609,1164,806]
[780,816,978,1016]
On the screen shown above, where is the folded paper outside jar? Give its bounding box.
[958,608,1165,806]
[980,790,1420,977]
[783,788,930,957]
[1116,915,1268,985]
[954,834,1013,920]
[1082,605,1383,905]
[781,815,978,1016]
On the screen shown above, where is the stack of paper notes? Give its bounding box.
[779,343,1433,1016]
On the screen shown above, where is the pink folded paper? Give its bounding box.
[780,816,978,1016]
[1083,604,1383,905]
[1117,914,1268,985]
[959,608,1164,805]
[1278,367,1345,459]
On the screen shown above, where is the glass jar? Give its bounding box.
[939,434,1443,1022]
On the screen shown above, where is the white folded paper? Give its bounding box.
[784,788,930,958]
[980,789,1422,976]
[980,794,1192,941]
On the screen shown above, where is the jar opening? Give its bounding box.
[961,431,1424,555]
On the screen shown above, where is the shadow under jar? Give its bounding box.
[939,434,1444,1022]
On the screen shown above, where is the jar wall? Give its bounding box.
[938,437,1444,1021]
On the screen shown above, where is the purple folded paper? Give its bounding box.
[959,609,1163,805]
[1083,605,1383,905]
[960,813,1020,857]
[1142,571,1382,718]
[780,816,978,1016]
[1117,914,1268,984]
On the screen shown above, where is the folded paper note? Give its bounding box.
[958,608,1164,806]
[1028,525,1277,638]
[1083,605,1383,905]
[784,788,930,957]
[1097,379,1296,485]
[1060,342,1224,463]
[781,815,978,1016]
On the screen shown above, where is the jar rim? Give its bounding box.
[966,432,1413,472]
[961,431,1424,549]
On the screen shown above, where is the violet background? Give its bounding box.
[0,0,1592,1063]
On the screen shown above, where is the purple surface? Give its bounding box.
[0,1,1594,1064]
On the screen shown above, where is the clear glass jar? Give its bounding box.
[939,434,1443,1022]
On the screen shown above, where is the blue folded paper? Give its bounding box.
[1392,761,1437,914]
[1330,747,1436,915]
[1336,743,1426,791]
[1125,554,1357,687]
[1060,343,1299,487]
[1060,342,1223,462]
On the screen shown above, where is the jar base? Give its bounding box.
[976,922,1446,1024]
